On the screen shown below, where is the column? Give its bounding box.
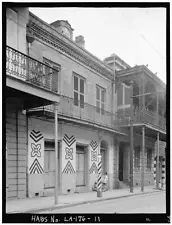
[141,126,145,192]
[161,157,165,189]
[156,132,160,189]
[153,157,156,187]
[107,139,114,190]
[97,153,102,197]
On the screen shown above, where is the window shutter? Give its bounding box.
[52,67,58,92]
[117,84,123,106]
[74,92,78,106]
[74,76,78,91]
[80,79,84,94]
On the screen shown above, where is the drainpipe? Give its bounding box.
[26,35,34,80]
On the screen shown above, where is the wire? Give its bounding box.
[120,10,165,61]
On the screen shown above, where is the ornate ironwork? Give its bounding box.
[29,95,165,132]
[6,46,58,93]
[29,95,128,133]
[115,107,166,131]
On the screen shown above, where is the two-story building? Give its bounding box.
[5,7,60,199]
[5,6,166,200]
[105,55,166,188]
[25,11,129,197]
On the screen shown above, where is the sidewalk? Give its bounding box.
[6,185,164,213]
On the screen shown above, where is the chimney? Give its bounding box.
[75,35,85,48]
[50,20,74,40]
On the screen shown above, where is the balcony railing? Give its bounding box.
[29,96,166,132]
[30,95,126,132]
[115,107,166,131]
[6,46,58,93]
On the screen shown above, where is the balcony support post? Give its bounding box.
[130,81,134,193]
[156,131,160,189]
[156,92,159,126]
[141,126,145,192]
[54,102,59,205]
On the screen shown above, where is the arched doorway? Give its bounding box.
[100,140,108,176]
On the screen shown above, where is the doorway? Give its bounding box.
[44,141,60,189]
[76,146,85,187]
[101,148,106,176]
[118,144,124,181]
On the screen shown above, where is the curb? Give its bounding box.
[10,189,164,214]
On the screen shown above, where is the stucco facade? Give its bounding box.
[27,117,116,197]
[5,6,166,200]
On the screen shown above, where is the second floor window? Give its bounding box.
[147,148,152,170]
[134,146,140,170]
[74,73,85,108]
[96,86,105,114]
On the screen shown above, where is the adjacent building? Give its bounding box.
[5,6,166,200]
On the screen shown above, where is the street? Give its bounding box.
[41,191,166,213]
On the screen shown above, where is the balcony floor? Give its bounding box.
[6,86,56,110]
[6,75,60,108]
[27,109,127,137]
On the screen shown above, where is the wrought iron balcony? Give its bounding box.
[29,95,125,132]
[6,46,58,93]
[115,107,166,131]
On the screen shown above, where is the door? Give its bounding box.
[101,148,106,176]
[44,141,60,189]
[119,148,123,181]
[76,146,85,186]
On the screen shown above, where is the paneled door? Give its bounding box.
[76,146,85,186]
[44,141,60,189]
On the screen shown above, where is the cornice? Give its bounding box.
[27,12,114,81]
[116,65,166,90]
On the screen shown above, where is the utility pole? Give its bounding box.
[130,81,134,193]
[54,103,58,204]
